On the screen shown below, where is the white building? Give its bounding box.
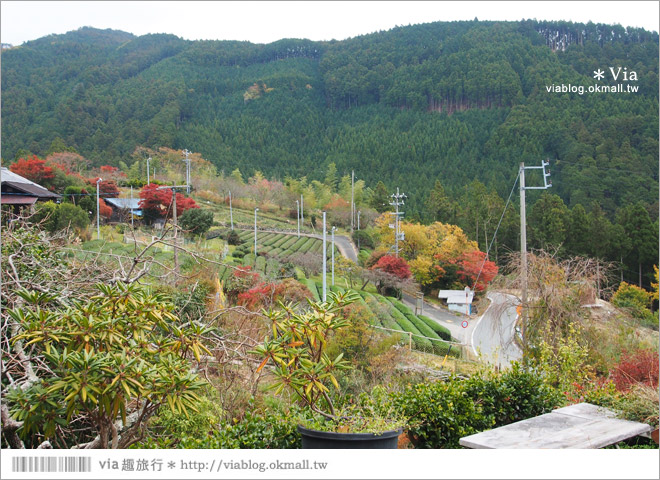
[438,287,474,315]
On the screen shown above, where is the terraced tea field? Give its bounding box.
[234,230,340,260]
[305,281,459,358]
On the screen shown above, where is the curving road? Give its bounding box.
[471,292,522,367]
[244,226,520,366]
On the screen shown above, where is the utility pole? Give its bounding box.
[322,211,327,302]
[357,210,361,250]
[519,159,551,357]
[331,226,336,286]
[254,208,259,255]
[182,149,191,194]
[229,191,234,230]
[520,163,527,355]
[156,185,188,280]
[172,188,178,278]
[147,157,151,185]
[300,194,304,229]
[130,186,134,229]
[351,170,355,233]
[296,200,300,237]
[96,177,102,240]
[389,188,406,257]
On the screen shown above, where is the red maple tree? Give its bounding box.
[98,198,113,218]
[371,255,412,279]
[456,250,498,291]
[9,156,55,189]
[138,183,198,220]
[98,180,120,198]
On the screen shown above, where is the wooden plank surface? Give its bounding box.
[459,403,652,449]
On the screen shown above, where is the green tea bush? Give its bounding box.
[418,315,452,341]
[305,279,321,301]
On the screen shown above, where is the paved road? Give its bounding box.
[400,292,467,342]
[471,292,522,367]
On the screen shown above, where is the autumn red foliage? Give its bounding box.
[371,255,412,279]
[455,250,498,291]
[138,183,198,220]
[238,278,312,309]
[9,156,55,189]
[97,180,120,198]
[238,282,285,309]
[99,165,127,181]
[610,349,659,392]
[98,198,113,218]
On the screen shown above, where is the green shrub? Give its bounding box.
[136,408,302,449]
[226,230,242,245]
[418,315,452,341]
[148,392,223,440]
[255,255,267,273]
[462,363,562,428]
[180,208,214,237]
[389,365,561,448]
[352,230,375,249]
[611,282,657,329]
[390,379,490,448]
[32,201,90,234]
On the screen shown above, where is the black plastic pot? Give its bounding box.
[297,425,401,449]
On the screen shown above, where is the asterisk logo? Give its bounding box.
[593,69,605,80]
[167,461,176,469]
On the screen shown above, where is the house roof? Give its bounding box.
[0,195,38,205]
[438,288,474,304]
[105,197,140,210]
[1,167,61,200]
[446,293,474,305]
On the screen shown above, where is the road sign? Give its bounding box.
[461,320,469,328]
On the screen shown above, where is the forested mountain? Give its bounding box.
[2,21,658,285]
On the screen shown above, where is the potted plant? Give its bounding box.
[251,290,405,448]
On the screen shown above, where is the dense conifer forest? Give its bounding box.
[2,20,658,286]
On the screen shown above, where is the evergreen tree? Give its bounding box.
[324,162,338,192]
[528,193,569,251]
[616,203,658,287]
[565,204,591,256]
[371,181,390,213]
[426,180,455,223]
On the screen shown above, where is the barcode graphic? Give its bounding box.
[11,456,92,473]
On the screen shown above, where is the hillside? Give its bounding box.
[2,21,658,218]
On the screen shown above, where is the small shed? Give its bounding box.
[104,197,142,222]
[438,287,474,315]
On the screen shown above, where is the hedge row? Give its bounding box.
[255,255,267,273]
[305,279,320,302]
[418,315,452,341]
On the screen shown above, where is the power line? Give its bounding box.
[471,169,521,291]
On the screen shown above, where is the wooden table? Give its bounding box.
[459,403,653,449]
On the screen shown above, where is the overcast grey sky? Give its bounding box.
[1,1,658,46]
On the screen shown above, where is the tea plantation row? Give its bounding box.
[305,281,458,358]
